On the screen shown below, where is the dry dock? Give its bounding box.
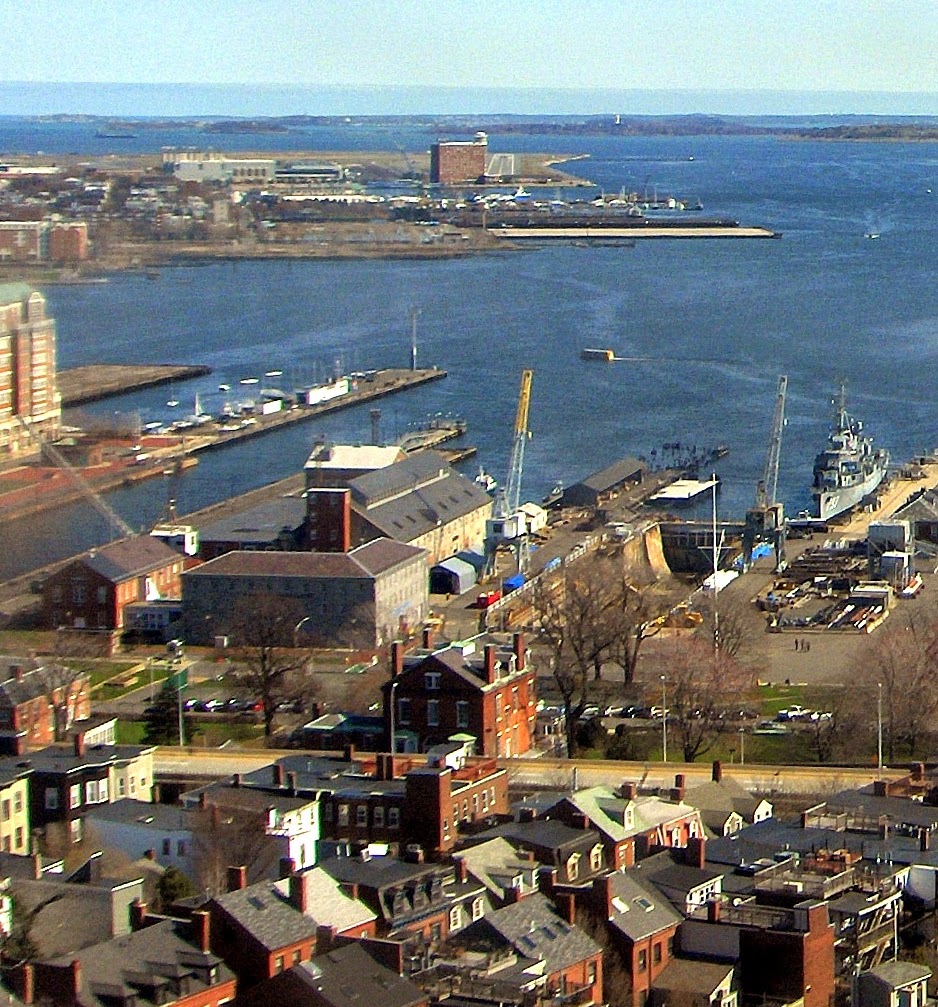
[59,364,212,406]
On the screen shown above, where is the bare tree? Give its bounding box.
[31,651,90,742]
[190,804,281,897]
[226,594,312,737]
[859,615,938,761]
[658,636,756,762]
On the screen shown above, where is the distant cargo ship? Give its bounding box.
[811,386,888,520]
[94,129,137,139]
[581,348,616,361]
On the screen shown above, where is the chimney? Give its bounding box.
[592,874,614,919]
[341,881,359,901]
[675,773,686,789]
[226,865,247,892]
[712,760,723,783]
[20,963,34,1006]
[707,898,721,923]
[484,644,498,685]
[513,632,526,671]
[879,820,889,840]
[455,857,468,883]
[519,806,538,822]
[144,848,156,860]
[503,883,523,904]
[232,773,242,788]
[391,641,404,677]
[316,923,336,952]
[538,867,557,896]
[130,900,147,931]
[12,664,23,681]
[290,872,308,913]
[198,791,207,810]
[31,853,42,880]
[921,829,931,852]
[686,836,706,869]
[571,811,590,831]
[71,960,82,1001]
[622,782,637,801]
[73,732,85,757]
[279,857,296,879]
[422,627,433,649]
[192,910,211,953]
[274,764,285,787]
[287,771,298,797]
[873,779,888,797]
[555,892,576,925]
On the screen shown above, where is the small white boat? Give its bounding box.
[218,383,231,392]
[864,232,880,239]
[166,399,179,407]
[265,369,283,377]
[240,377,259,385]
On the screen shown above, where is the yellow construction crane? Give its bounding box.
[503,368,533,517]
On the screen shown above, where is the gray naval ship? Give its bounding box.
[811,386,889,520]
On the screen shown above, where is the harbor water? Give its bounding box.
[1,127,937,580]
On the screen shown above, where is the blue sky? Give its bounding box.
[2,0,937,114]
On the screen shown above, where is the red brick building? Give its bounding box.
[210,866,377,990]
[0,657,90,754]
[383,634,537,758]
[43,536,183,636]
[0,282,60,457]
[429,135,488,185]
[48,222,89,263]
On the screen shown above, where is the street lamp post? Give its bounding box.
[294,616,312,647]
[389,680,399,755]
[739,727,746,765]
[877,682,883,777]
[660,675,667,763]
[177,672,186,748]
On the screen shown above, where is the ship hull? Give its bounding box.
[811,466,885,520]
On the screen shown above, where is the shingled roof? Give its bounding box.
[75,536,180,583]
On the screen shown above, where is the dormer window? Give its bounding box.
[590,844,604,872]
[624,805,634,829]
[567,852,581,881]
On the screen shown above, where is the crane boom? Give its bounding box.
[15,417,135,539]
[756,375,788,509]
[505,369,533,516]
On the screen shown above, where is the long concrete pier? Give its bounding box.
[490,226,779,240]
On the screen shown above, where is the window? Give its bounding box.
[14,827,23,851]
[374,806,384,828]
[481,790,489,812]
[96,586,107,604]
[292,950,301,966]
[162,839,171,855]
[653,943,662,964]
[588,962,597,985]
[567,853,580,881]
[449,907,461,930]
[427,699,440,726]
[118,778,126,798]
[70,784,82,809]
[70,818,83,844]
[425,673,441,690]
[590,845,604,872]
[338,805,349,826]
[456,701,469,729]
[637,949,647,972]
[177,840,186,856]
[388,808,400,829]
[472,898,484,921]
[1,837,9,853]
[1,800,9,822]
[430,923,442,942]
[44,788,59,810]
[356,805,368,827]
[398,697,411,725]
[324,804,333,822]
[275,955,284,973]
[667,937,675,957]
[98,779,109,803]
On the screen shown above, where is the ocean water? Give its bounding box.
[1,128,937,580]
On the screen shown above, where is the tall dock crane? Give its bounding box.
[742,375,788,570]
[485,369,534,576]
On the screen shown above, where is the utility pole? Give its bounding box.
[661,675,668,763]
[877,682,883,776]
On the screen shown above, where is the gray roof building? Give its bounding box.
[562,457,646,507]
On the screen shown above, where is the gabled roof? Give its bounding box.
[72,536,180,584]
[0,657,83,707]
[481,892,600,975]
[602,872,682,942]
[683,778,764,822]
[652,959,735,995]
[44,918,232,1007]
[10,743,154,776]
[239,942,425,1007]
[569,457,645,494]
[454,837,539,899]
[481,818,601,854]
